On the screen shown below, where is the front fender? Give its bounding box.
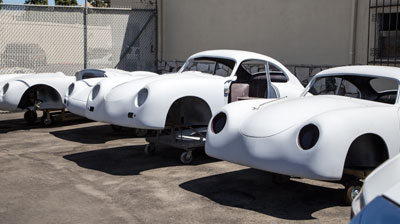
[65,81,95,117]
[206,99,272,156]
[0,80,29,111]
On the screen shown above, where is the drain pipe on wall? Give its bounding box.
[349,0,359,65]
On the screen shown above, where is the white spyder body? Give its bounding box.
[0,72,75,112]
[64,69,157,118]
[90,50,304,129]
[206,66,400,181]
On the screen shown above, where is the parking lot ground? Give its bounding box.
[0,112,350,224]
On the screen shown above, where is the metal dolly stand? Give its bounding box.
[145,126,207,164]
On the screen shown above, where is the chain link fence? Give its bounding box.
[0,3,157,76]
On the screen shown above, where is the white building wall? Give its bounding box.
[112,0,371,67]
[158,0,370,66]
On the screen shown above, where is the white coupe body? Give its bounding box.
[90,50,304,129]
[351,153,400,218]
[205,66,400,182]
[64,69,157,117]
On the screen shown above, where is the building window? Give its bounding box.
[376,12,400,58]
[369,2,400,65]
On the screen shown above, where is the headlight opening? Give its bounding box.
[1,83,9,96]
[67,83,75,96]
[91,85,100,100]
[136,88,148,107]
[298,124,319,150]
[211,112,227,134]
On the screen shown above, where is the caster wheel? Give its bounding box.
[111,125,122,131]
[144,144,156,155]
[133,128,148,137]
[180,151,193,165]
[24,110,37,124]
[41,113,53,126]
[344,181,362,205]
[273,173,291,184]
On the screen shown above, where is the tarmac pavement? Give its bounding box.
[0,112,350,224]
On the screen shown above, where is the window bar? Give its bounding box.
[375,0,379,64]
[396,0,399,66]
[381,0,385,65]
[368,0,372,65]
[388,0,392,65]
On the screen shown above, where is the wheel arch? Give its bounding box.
[18,84,63,109]
[164,96,212,127]
[344,133,389,170]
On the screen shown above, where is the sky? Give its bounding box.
[2,0,86,5]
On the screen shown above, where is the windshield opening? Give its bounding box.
[182,57,235,77]
[308,75,399,104]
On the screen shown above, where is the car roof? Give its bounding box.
[187,50,284,65]
[316,65,400,81]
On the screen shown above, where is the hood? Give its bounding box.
[240,95,376,137]
[105,71,224,101]
[68,79,101,101]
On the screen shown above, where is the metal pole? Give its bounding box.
[374,0,378,64]
[381,0,385,65]
[367,0,371,64]
[83,0,88,69]
[155,0,159,72]
[388,0,393,66]
[349,0,358,65]
[396,0,399,66]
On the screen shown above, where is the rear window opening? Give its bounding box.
[308,75,399,105]
[182,57,235,77]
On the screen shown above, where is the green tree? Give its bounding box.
[25,0,48,5]
[87,0,111,8]
[0,0,3,4]
[55,0,78,6]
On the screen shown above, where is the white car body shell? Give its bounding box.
[64,69,158,117]
[95,50,304,129]
[351,153,400,216]
[205,65,400,181]
[0,72,74,111]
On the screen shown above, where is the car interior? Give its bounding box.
[229,61,285,102]
[182,57,287,103]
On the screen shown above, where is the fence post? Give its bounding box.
[83,1,88,69]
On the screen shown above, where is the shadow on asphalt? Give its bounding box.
[180,168,347,221]
[0,114,90,134]
[63,145,218,176]
[50,124,138,144]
